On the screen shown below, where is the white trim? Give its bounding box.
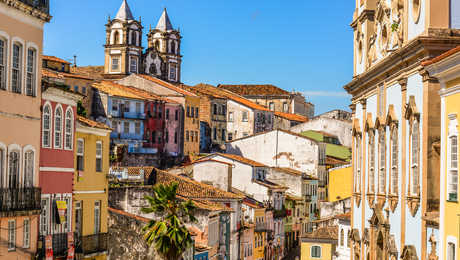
[42,88,81,106]
[25,41,39,96]
[64,106,74,150]
[440,96,446,260]
[22,145,36,187]
[42,101,52,148]
[76,124,111,137]
[0,31,10,89]
[446,236,457,260]
[22,217,30,249]
[10,37,25,93]
[0,142,6,187]
[440,85,460,97]
[7,144,22,188]
[0,4,45,29]
[73,190,105,194]
[39,167,75,172]
[53,104,63,149]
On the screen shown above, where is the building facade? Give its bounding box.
[344,0,460,259]
[0,0,50,258]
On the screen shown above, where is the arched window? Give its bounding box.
[24,150,34,187]
[355,135,362,193]
[11,42,22,93]
[42,104,52,148]
[390,127,398,194]
[0,146,4,187]
[368,131,375,193]
[447,242,456,260]
[340,229,344,246]
[54,107,63,149]
[113,31,120,45]
[8,150,19,188]
[26,48,36,96]
[0,37,6,90]
[130,31,136,45]
[65,108,73,150]
[170,40,176,54]
[411,120,420,196]
[154,40,160,51]
[378,130,386,194]
[346,230,350,248]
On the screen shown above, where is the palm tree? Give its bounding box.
[141,182,197,260]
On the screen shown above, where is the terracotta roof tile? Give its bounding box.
[270,167,303,176]
[191,159,233,167]
[92,81,146,100]
[254,179,287,190]
[42,68,64,79]
[304,226,338,240]
[77,116,112,130]
[181,84,226,99]
[218,84,290,96]
[136,74,197,96]
[108,207,149,223]
[70,66,105,80]
[274,111,308,123]
[213,153,267,167]
[326,156,349,166]
[422,45,460,66]
[42,55,71,64]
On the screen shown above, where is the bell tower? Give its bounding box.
[144,8,182,83]
[104,0,143,76]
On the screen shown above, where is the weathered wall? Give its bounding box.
[226,100,255,139]
[267,168,303,197]
[290,117,352,147]
[319,198,351,220]
[193,161,232,192]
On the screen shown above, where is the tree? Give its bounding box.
[77,100,87,117]
[141,182,196,260]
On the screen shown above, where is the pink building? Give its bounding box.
[164,102,182,156]
[39,85,81,258]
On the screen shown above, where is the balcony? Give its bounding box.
[19,0,50,15]
[0,187,41,215]
[111,110,121,118]
[128,146,157,154]
[39,233,68,257]
[75,233,108,255]
[255,222,268,232]
[123,112,145,119]
[119,133,143,140]
[273,208,287,219]
[305,194,312,202]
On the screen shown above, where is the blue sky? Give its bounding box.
[44,0,354,115]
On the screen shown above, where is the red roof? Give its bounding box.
[42,55,71,64]
[136,74,197,97]
[422,45,460,66]
[274,111,308,122]
[218,84,290,96]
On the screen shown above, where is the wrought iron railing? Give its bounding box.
[38,233,68,257]
[0,187,41,212]
[255,222,268,232]
[75,233,108,255]
[18,0,50,14]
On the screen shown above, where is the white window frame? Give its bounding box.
[94,200,101,234]
[23,146,35,187]
[8,219,16,251]
[448,114,458,201]
[169,63,176,81]
[311,245,321,258]
[411,120,420,196]
[446,236,457,260]
[123,121,130,134]
[0,33,9,90]
[135,122,141,135]
[378,130,386,194]
[64,107,74,150]
[390,126,398,195]
[42,102,52,148]
[96,141,103,172]
[368,131,375,193]
[0,142,5,188]
[11,40,23,94]
[129,56,138,74]
[23,218,30,249]
[76,138,84,171]
[242,111,248,122]
[54,105,63,149]
[111,56,120,72]
[8,144,21,188]
[25,47,36,96]
[40,197,49,235]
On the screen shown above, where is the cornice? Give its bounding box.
[0,0,51,22]
[351,9,375,28]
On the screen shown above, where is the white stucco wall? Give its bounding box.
[290,116,352,147]
[192,161,232,192]
[407,0,426,41]
[226,100,255,139]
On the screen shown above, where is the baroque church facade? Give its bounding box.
[104,0,182,83]
[344,0,460,260]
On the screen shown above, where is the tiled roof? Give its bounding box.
[42,68,94,81]
[156,169,243,200]
[181,84,226,99]
[304,226,338,240]
[70,66,105,80]
[213,153,267,167]
[228,128,319,144]
[121,85,178,103]
[270,167,303,176]
[77,116,112,130]
[42,55,71,64]
[254,179,287,190]
[218,84,290,96]
[192,84,270,111]
[136,74,197,97]
[326,156,349,166]
[191,159,233,167]
[274,111,308,123]
[108,207,149,223]
[176,195,233,212]
[92,81,146,100]
[286,193,303,201]
[422,45,460,66]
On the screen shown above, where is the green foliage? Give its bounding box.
[141,182,196,260]
[391,22,399,32]
[77,100,87,117]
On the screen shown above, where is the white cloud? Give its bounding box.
[301,91,350,97]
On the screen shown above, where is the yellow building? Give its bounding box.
[253,207,266,260]
[74,116,111,259]
[425,46,460,260]
[327,165,352,202]
[300,226,337,260]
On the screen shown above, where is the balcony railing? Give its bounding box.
[0,187,41,213]
[119,133,143,140]
[19,0,50,15]
[255,222,268,232]
[124,112,146,119]
[76,233,108,255]
[273,208,287,219]
[128,146,158,154]
[39,233,68,257]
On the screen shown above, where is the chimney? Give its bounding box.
[73,55,77,68]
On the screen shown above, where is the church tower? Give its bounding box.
[104,0,143,76]
[144,8,182,83]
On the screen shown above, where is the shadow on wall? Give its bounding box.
[225,144,243,156]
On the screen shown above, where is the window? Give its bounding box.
[8,150,19,188]
[191,106,195,118]
[269,102,275,111]
[222,129,226,141]
[0,38,6,90]
[165,131,169,143]
[340,229,344,246]
[166,109,170,120]
[311,245,321,258]
[65,109,73,150]
[74,86,78,92]
[448,242,456,260]
[0,148,4,188]
[77,139,84,171]
[130,57,137,73]
[195,107,199,118]
[130,31,136,45]
[8,220,15,251]
[170,40,176,54]
[242,111,248,122]
[94,201,101,234]
[449,135,458,201]
[124,101,130,112]
[390,127,398,194]
[378,130,386,194]
[135,102,141,113]
[228,133,233,141]
[124,121,130,133]
[112,99,119,111]
[75,201,83,237]
[11,43,22,93]
[111,57,119,71]
[152,131,156,144]
[369,132,375,193]
[43,105,51,148]
[175,110,179,121]
[24,150,34,187]
[191,131,194,142]
[169,64,176,81]
[26,48,36,96]
[54,107,62,149]
[113,31,120,44]
[174,132,178,144]
[213,104,217,115]
[158,132,162,144]
[229,112,234,122]
[23,219,30,248]
[355,136,361,193]
[159,106,163,118]
[283,102,288,112]
[187,106,190,117]
[153,103,157,118]
[82,86,86,94]
[186,131,189,142]
[96,141,102,172]
[213,128,217,140]
[40,199,48,235]
[411,120,420,196]
[135,122,141,135]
